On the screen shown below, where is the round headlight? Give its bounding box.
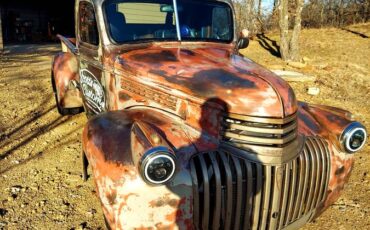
[140,146,176,185]
[341,122,367,153]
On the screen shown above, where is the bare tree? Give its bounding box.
[301,0,370,28]
[278,0,304,61]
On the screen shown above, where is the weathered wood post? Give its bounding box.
[0,7,3,51]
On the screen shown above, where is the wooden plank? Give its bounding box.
[272,70,316,82]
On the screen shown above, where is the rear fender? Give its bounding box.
[52,52,83,109]
[82,109,196,229]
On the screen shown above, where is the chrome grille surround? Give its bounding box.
[222,113,298,147]
[190,137,331,230]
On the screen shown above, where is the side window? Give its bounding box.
[79,2,99,45]
[212,7,232,40]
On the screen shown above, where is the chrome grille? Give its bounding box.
[222,114,298,147]
[190,137,331,230]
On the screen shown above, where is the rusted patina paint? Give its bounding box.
[52,52,82,109]
[297,102,356,216]
[82,109,195,229]
[113,45,297,118]
[298,102,354,150]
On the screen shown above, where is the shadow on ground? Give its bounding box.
[1,43,60,55]
[0,101,83,175]
[256,33,281,58]
[341,28,369,38]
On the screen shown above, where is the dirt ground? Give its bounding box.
[0,24,369,229]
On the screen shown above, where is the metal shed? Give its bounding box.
[0,0,75,50]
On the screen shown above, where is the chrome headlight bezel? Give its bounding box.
[140,146,176,185]
[341,122,367,153]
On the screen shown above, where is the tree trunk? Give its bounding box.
[246,0,256,36]
[278,0,290,61]
[289,0,304,61]
[339,0,345,26]
[319,1,325,27]
[273,0,278,12]
[258,0,262,17]
[257,0,265,33]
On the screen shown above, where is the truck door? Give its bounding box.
[77,1,107,116]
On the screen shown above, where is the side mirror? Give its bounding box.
[237,29,250,50]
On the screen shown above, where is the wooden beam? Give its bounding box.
[0,7,3,51]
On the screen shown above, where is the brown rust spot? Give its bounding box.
[149,195,179,208]
[106,190,117,205]
[119,92,132,101]
[131,50,178,63]
[335,166,346,175]
[180,49,196,56]
[165,209,183,222]
[155,223,176,230]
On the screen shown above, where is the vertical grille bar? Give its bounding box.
[198,155,210,229]
[219,152,233,230]
[269,166,283,230]
[243,160,253,230]
[278,164,290,229]
[298,148,310,217]
[260,166,272,229]
[305,140,317,214]
[292,153,306,220]
[209,154,222,229]
[284,160,297,225]
[316,140,326,207]
[320,138,331,206]
[310,138,323,211]
[189,160,200,227]
[190,137,331,230]
[252,164,263,230]
[231,156,243,230]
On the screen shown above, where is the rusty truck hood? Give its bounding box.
[115,45,297,117]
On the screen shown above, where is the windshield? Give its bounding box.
[104,0,233,43]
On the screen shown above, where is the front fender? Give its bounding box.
[82,109,196,229]
[52,52,82,109]
[297,102,357,217]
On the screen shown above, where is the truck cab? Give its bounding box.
[51,0,367,229]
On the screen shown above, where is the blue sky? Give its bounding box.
[261,0,274,12]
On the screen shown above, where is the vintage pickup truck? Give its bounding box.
[51,0,367,229]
